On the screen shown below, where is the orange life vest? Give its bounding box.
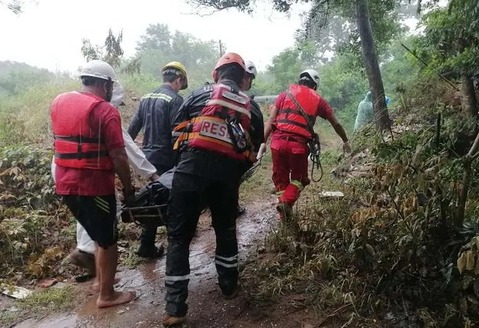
[51,91,113,170]
[274,84,321,140]
[173,83,256,162]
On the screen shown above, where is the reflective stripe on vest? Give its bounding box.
[51,91,113,170]
[174,116,256,162]
[275,84,321,140]
[173,84,256,162]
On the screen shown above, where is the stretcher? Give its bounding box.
[121,160,262,225]
[120,169,173,226]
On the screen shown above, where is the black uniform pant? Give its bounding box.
[164,171,239,317]
[139,164,171,248]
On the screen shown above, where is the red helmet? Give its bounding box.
[212,52,246,82]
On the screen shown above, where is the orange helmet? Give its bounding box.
[212,52,246,82]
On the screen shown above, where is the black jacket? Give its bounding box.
[128,84,183,169]
[249,99,264,152]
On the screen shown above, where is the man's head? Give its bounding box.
[162,61,188,92]
[80,60,117,102]
[241,60,257,92]
[212,52,246,86]
[298,69,320,91]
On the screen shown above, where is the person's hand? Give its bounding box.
[122,187,136,207]
[256,143,267,160]
[342,141,351,154]
[149,173,160,182]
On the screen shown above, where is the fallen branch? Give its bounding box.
[317,303,352,327]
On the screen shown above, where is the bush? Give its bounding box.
[0,146,75,281]
[241,101,479,326]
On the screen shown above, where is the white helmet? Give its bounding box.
[245,60,257,78]
[80,60,117,82]
[299,69,319,88]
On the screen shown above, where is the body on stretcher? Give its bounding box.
[121,158,262,225]
[120,169,173,226]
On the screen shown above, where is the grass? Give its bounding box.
[19,285,75,312]
[0,79,77,146]
[0,285,76,327]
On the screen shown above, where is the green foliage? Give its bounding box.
[0,146,75,281]
[241,89,479,326]
[0,284,75,327]
[319,54,369,129]
[306,0,405,62]
[380,36,421,97]
[19,285,75,311]
[135,24,220,89]
[416,1,479,76]
[0,78,77,146]
[263,40,320,92]
[0,61,55,97]
[121,73,159,97]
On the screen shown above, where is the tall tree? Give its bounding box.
[81,29,124,68]
[190,0,394,130]
[266,40,321,92]
[356,0,389,129]
[81,29,140,75]
[134,24,219,87]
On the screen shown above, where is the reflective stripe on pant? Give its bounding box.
[270,134,310,205]
[279,179,304,204]
[165,171,239,317]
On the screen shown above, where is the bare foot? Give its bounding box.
[91,277,121,292]
[96,291,135,308]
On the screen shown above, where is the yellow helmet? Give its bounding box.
[162,61,188,90]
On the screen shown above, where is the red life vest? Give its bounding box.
[274,84,321,140]
[51,91,113,170]
[173,83,256,162]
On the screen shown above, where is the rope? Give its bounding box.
[309,141,323,182]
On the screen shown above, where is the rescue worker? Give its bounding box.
[57,83,161,279]
[50,60,135,308]
[162,53,257,326]
[264,69,351,220]
[128,61,187,258]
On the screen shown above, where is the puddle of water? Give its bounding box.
[13,314,80,328]
[15,199,278,328]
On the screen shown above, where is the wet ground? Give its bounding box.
[12,197,305,328]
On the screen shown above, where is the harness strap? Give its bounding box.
[55,150,109,159]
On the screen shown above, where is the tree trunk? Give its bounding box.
[460,73,478,118]
[356,0,391,131]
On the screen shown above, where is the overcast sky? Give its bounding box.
[0,0,311,73]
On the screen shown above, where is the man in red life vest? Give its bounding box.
[162,53,257,326]
[50,60,135,308]
[264,69,351,220]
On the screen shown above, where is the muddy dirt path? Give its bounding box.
[14,197,293,328]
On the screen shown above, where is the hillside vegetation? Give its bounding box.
[2,0,479,325]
